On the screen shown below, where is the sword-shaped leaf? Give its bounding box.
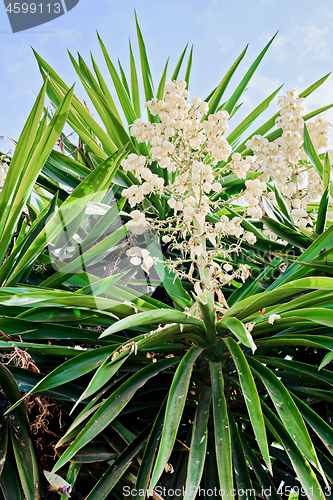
[228,412,255,500]
[221,317,256,353]
[240,434,281,500]
[0,363,40,500]
[100,309,201,337]
[224,337,271,472]
[149,346,203,490]
[223,33,277,115]
[85,424,152,500]
[248,357,326,482]
[262,401,326,500]
[209,361,233,500]
[316,153,330,234]
[184,385,211,500]
[52,356,180,472]
[134,399,167,500]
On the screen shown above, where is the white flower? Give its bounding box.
[165,79,176,93]
[211,182,222,192]
[130,256,142,266]
[127,210,148,234]
[177,80,187,90]
[244,232,257,245]
[268,314,281,324]
[191,96,202,105]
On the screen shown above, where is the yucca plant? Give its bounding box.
[2,13,333,500]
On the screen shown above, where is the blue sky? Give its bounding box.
[1,0,333,154]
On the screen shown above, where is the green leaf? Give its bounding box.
[71,442,117,463]
[319,351,333,370]
[270,182,294,225]
[7,365,87,403]
[0,80,47,246]
[7,149,127,286]
[0,363,40,500]
[303,123,323,177]
[149,346,203,490]
[0,446,23,500]
[184,45,193,89]
[248,357,324,479]
[275,258,333,275]
[97,34,137,126]
[45,147,86,182]
[300,73,331,98]
[316,154,330,234]
[76,270,129,297]
[129,39,141,117]
[135,12,154,105]
[90,52,122,122]
[184,385,211,500]
[209,361,233,500]
[255,334,333,352]
[196,288,216,344]
[0,193,58,285]
[204,432,220,498]
[0,419,8,476]
[3,85,74,266]
[224,337,271,472]
[41,224,128,288]
[226,85,283,146]
[171,44,188,81]
[39,69,115,156]
[60,463,81,500]
[134,399,167,500]
[292,393,333,460]
[118,58,131,97]
[261,216,311,248]
[157,58,169,101]
[266,307,333,329]
[52,356,180,472]
[262,401,326,500]
[267,226,333,289]
[258,356,333,386]
[56,378,128,448]
[70,52,128,149]
[85,425,152,500]
[204,46,248,117]
[100,309,200,337]
[228,413,254,500]
[6,345,117,412]
[220,317,256,353]
[240,434,281,500]
[223,33,277,115]
[71,349,130,410]
[1,86,74,264]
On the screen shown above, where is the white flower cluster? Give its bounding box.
[126,246,156,274]
[230,153,254,179]
[126,210,148,234]
[245,89,332,228]
[120,79,259,291]
[122,154,164,207]
[244,178,266,218]
[119,82,332,294]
